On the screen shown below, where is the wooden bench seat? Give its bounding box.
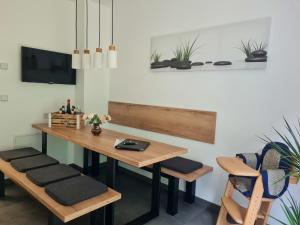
[145,163,213,215]
[160,164,213,182]
[0,158,121,224]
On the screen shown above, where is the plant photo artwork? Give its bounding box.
[150,17,271,72]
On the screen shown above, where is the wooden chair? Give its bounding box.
[216,142,291,225]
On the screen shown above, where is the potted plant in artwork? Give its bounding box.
[176,35,201,70]
[83,113,111,136]
[151,51,168,69]
[239,40,268,62]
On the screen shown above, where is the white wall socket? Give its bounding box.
[0,63,8,70]
[0,95,8,102]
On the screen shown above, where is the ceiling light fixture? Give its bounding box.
[108,0,117,69]
[82,0,91,69]
[72,0,81,69]
[94,0,103,69]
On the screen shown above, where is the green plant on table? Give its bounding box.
[83,113,111,125]
[270,192,300,225]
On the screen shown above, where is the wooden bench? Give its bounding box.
[0,158,121,225]
[145,164,213,215]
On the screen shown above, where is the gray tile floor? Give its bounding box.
[0,169,219,225]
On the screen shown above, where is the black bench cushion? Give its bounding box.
[161,157,203,174]
[26,164,81,187]
[45,176,108,206]
[0,147,41,162]
[11,155,59,172]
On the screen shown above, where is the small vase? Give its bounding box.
[91,123,102,136]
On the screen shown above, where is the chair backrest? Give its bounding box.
[260,142,290,171]
[259,142,290,199]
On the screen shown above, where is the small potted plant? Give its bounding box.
[239,40,268,62]
[176,35,201,70]
[83,113,111,136]
[151,51,168,69]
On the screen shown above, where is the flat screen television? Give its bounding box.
[21,46,76,85]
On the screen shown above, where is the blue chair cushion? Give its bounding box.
[45,176,108,206]
[0,147,41,162]
[26,164,81,187]
[11,155,59,172]
[161,157,203,174]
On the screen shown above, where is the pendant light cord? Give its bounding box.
[98,0,101,48]
[86,0,89,49]
[112,0,114,45]
[75,0,78,49]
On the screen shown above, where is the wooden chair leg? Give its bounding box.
[216,180,235,225]
[244,175,264,225]
[255,200,273,225]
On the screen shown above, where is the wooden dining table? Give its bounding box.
[32,124,187,225]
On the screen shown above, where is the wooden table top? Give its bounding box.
[33,124,187,168]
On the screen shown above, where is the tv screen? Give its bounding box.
[21,47,76,85]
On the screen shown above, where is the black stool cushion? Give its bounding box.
[0,147,41,162]
[161,157,203,174]
[11,155,59,172]
[27,164,81,187]
[45,176,108,206]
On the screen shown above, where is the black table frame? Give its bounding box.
[42,132,162,225]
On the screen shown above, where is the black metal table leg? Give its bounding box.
[91,152,100,177]
[83,148,90,175]
[167,176,179,215]
[184,181,196,203]
[150,162,161,217]
[48,212,65,225]
[125,162,161,225]
[0,171,5,198]
[106,157,116,225]
[42,132,47,154]
[90,207,105,225]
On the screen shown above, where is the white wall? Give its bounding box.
[109,0,300,223]
[0,0,78,163]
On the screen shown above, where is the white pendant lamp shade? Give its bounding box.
[72,50,81,69]
[82,49,91,69]
[94,48,103,69]
[108,45,118,69]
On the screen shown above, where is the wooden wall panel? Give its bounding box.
[108,101,217,144]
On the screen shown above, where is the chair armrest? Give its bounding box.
[217,157,260,177]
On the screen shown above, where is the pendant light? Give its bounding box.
[94,0,103,69]
[82,0,91,69]
[72,0,81,69]
[108,0,117,69]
